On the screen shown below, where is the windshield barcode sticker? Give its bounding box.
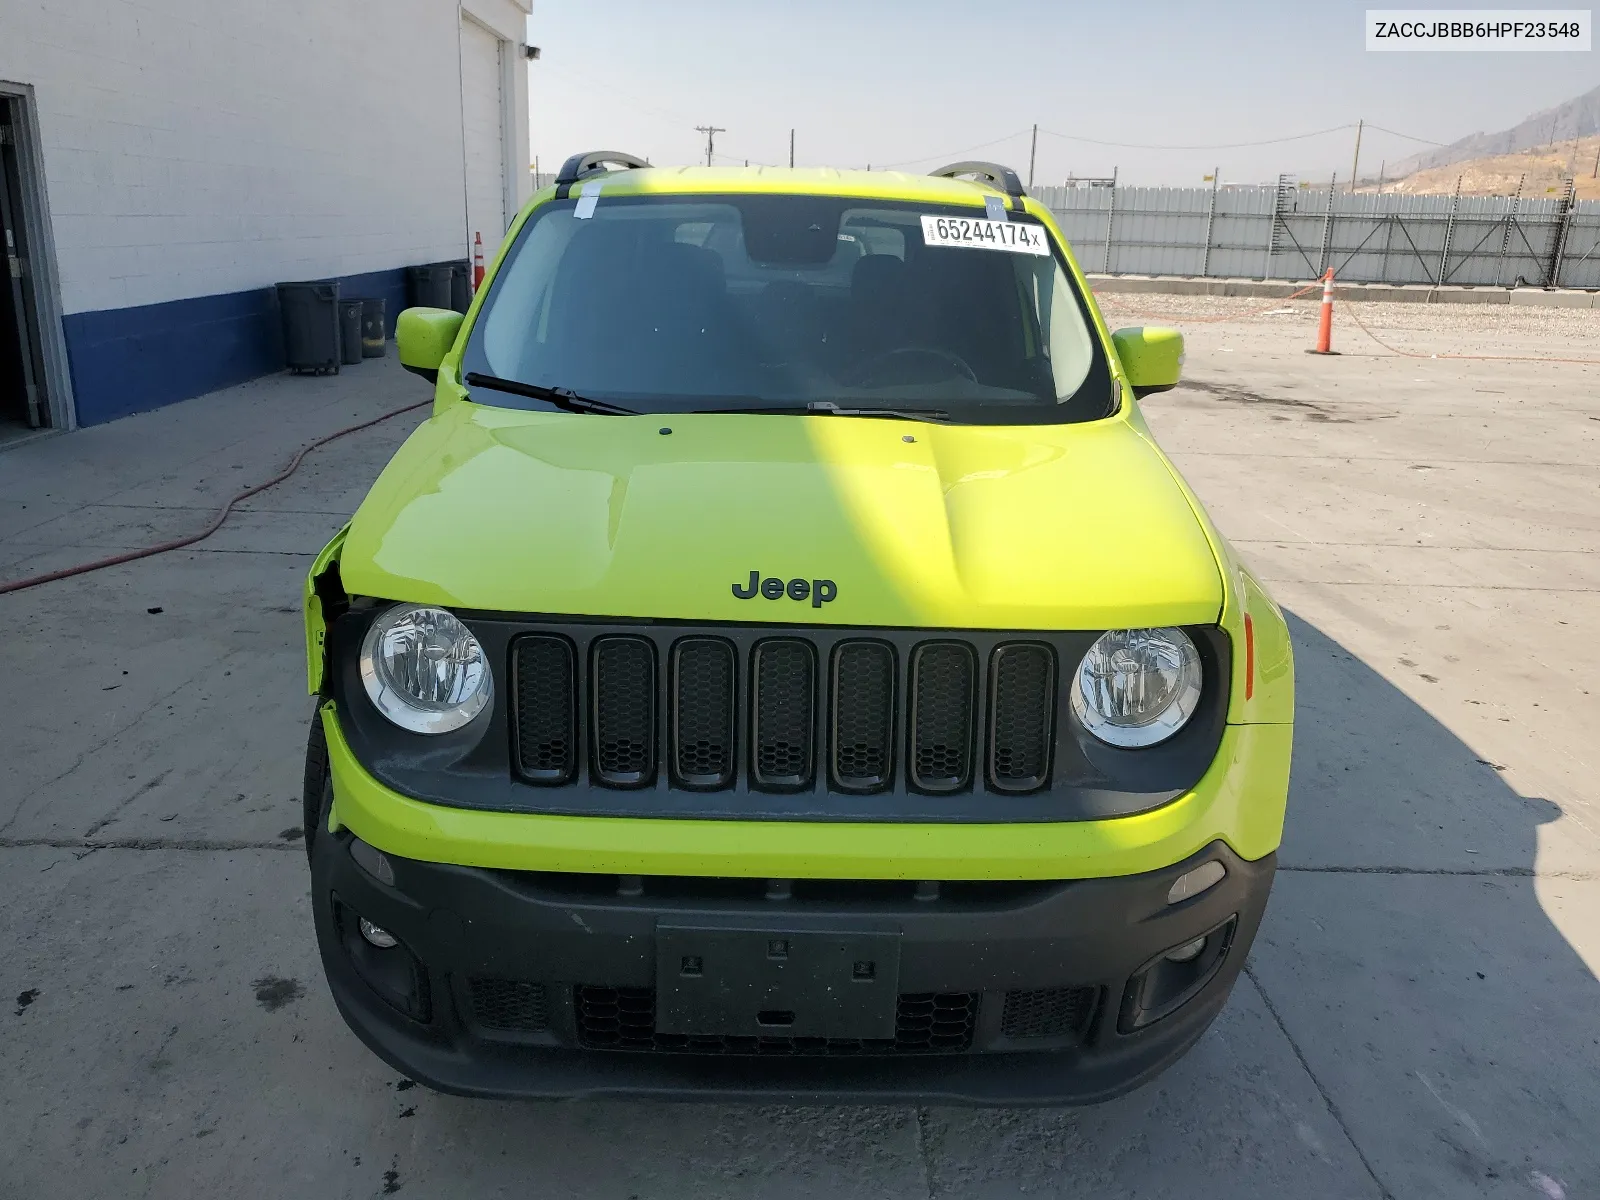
[920,215,1049,256]
[574,180,603,219]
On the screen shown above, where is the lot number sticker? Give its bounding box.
[920,215,1050,256]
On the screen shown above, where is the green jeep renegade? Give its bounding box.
[301,152,1294,1104]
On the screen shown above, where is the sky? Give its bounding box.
[524,0,1597,186]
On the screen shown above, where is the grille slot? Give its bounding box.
[672,638,736,788]
[469,979,549,1033]
[1000,986,1097,1041]
[574,986,977,1054]
[751,640,815,789]
[909,643,976,792]
[592,637,656,787]
[988,644,1055,792]
[512,636,577,784]
[831,641,895,791]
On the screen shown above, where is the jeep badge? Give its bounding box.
[732,571,837,608]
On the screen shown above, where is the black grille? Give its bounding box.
[832,641,895,791]
[512,636,576,783]
[751,640,815,789]
[672,639,736,788]
[1001,986,1097,1040]
[592,637,655,786]
[574,986,977,1054]
[909,643,975,792]
[989,644,1055,792]
[468,979,549,1032]
[504,625,1089,803]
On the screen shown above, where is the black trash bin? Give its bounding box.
[337,298,364,366]
[359,298,387,358]
[407,264,453,310]
[276,281,341,375]
[448,260,472,314]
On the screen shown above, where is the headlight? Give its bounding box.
[359,604,492,734]
[1071,627,1201,748]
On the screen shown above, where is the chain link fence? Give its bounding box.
[1036,183,1600,289]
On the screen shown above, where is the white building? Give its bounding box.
[0,0,533,431]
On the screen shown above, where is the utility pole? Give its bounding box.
[1349,118,1363,192]
[1028,123,1038,189]
[1592,139,1599,178]
[694,125,725,167]
[789,128,795,168]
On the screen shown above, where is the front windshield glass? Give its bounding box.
[465,193,1114,424]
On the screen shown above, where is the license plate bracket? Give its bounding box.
[656,925,902,1040]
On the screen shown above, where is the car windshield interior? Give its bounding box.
[465,193,1113,423]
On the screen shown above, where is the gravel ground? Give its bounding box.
[1091,290,1600,357]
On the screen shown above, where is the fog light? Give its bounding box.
[359,917,398,948]
[1119,914,1240,1032]
[1168,860,1225,904]
[1165,936,1206,963]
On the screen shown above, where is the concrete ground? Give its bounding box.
[3,299,1597,1198]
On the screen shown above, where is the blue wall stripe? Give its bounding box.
[62,266,420,427]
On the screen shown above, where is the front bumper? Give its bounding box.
[311,819,1275,1105]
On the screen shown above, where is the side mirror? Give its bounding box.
[396,307,465,383]
[1111,326,1184,399]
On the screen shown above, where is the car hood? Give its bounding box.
[339,404,1223,630]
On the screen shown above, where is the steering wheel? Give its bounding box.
[843,347,978,387]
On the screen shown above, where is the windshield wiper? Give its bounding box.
[463,372,639,416]
[805,401,951,423]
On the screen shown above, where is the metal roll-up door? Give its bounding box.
[459,16,508,249]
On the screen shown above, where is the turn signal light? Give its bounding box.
[1168,860,1225,905]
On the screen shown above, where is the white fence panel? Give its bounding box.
[1042,184,1595,288]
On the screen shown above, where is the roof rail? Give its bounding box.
[929,161,1027,206]
[554,150,650,197]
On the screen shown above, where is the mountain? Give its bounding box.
[1386,84,1600,178]
[1371,136,1600,199]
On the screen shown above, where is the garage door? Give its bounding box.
[460,16,507,250]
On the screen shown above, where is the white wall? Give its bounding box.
[0,0,532,316]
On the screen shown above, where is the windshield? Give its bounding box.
[464,193,1114,424]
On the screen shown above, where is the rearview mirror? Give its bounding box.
[1111,326,1184,399]
[397,307,465,383]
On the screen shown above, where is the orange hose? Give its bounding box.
[1337,300,1600,366]
[0,399,431,597]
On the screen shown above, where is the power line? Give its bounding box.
[1362,123,1448,147]
[1033,120,1445,154]
[712,151,777,167]
[532,59,1451,166]
[873,129,1032,169]
[1038,123,1361,151]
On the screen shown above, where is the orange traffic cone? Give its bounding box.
[473,233,485,291]
[1308,268,1337,355]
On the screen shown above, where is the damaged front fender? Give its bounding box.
[305,524,350,696]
